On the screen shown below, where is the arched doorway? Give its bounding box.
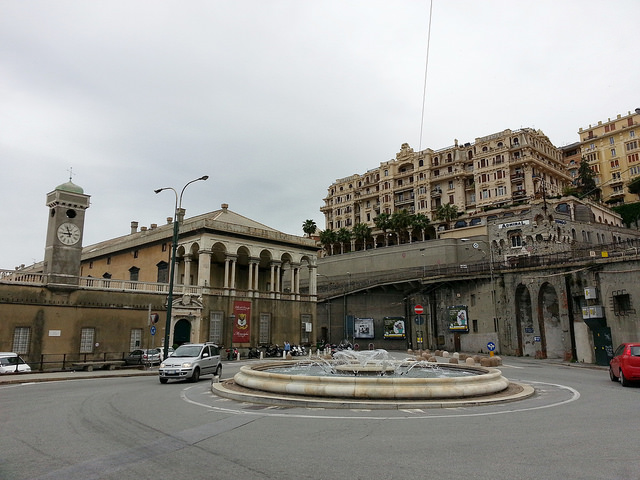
[515,284,535,357]
[173,318,192,346]
[537,282,563,359]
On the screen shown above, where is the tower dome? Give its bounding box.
[55,180,84,194]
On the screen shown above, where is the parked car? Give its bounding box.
[158,347,174,361]
[158,342,222,383]
[125,348,161,366]
[0,352,32,374]
[609,343,640,386]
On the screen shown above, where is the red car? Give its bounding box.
[609,343,640,387]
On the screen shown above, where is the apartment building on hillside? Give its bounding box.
[578,109,640,206]
[321,127,571,235]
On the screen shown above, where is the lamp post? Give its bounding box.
[155,175,208,360]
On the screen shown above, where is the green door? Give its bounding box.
[173,318,191,346]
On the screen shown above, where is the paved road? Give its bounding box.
[1,357,638,480]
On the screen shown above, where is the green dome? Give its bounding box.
[55,180,84,194]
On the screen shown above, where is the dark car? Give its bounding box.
[125,348,161,366]
[609,343,640,386]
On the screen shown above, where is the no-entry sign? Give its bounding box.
[414,305,424,315]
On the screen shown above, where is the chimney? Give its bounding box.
[130,221,138,234]
[141,226,148,232]
[150,223,157,230]
[166,217,173,224]
[221,203,229,211]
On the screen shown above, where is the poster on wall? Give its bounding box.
[383,316,406,339]
[448,305,469,332]
[354,318,374,339]
[232,300,251,343]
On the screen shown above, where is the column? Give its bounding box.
[197,250,211,287]
[183,255,193,285]
[309,264,317,297]
[224,258,230,289]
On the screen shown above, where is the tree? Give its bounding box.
[577,158,600,200]
[435,203,459,229]
[336,228,352,254]
[302,219,317,237]
[318,229,337,255]
[352,223,372,250]
[411,213,431,241]
[389,209,412,244]
[374,213,392,246]
[628,177,640,196]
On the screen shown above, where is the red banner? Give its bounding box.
[232,300,251,344]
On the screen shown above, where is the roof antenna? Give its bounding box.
[66,166,75,182]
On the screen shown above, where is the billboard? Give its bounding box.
[448,305,469,332]
[383,317,406,339]
[354,318,374,339]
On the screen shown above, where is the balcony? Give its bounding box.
[431,188,442,197]
[512,190,528,199]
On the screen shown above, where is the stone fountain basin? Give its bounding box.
[233,362,509,400]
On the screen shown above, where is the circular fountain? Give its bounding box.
[212,349,529,408]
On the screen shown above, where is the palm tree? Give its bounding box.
[336,228,352,254]
[318,229,337,255]
[411,213,431,241]
[435,203,459,230]
[302,219,317,237]
[389,209,412,244]
[352,223,372,251]
[374,213,392,246]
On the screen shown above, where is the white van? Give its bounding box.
[0,352,32,374]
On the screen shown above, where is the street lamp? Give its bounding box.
[155,175,209,360]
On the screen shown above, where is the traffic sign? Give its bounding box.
[487,341,496,351]
[414,315,424,325]
[150,326,157,336]
[414,305,424,315]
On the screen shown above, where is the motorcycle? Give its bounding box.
[248,347,261,359]
[226,347,239,360]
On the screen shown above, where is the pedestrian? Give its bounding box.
[284,341,291,356]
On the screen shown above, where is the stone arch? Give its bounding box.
[515,284,535,356]
[173,318,192,346]
[537,282,562,359]
[233,246,251,290]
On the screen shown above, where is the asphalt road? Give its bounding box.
[1,357,638,480]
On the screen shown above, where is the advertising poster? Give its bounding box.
[383,316,406,339]
[354,318,374,339]
[448,305,469,332]
[232,300,251,343]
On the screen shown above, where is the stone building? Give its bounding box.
[0,181,318,366]
[321,127,572,240]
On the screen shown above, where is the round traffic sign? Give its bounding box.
[150,326,157,336]
[414,305,424,315]
[487,341,496,351]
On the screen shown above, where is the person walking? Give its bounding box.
[284,341,291,357]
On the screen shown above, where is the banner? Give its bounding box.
[383,317,406,339]
[354,318,374,339]
[232,300,251,343]
[448,305,469,332]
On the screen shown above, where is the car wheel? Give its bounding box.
[620,370,629,387]
[609,367,618,382]
[190,367,200,383]
[159,378,168,384]
[215,365,222,377]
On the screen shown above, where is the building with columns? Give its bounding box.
[1,185,318,364]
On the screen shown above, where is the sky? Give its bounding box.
[1,0,639,269]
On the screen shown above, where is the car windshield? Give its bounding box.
[0,357,22,366]
[172,345,202,357]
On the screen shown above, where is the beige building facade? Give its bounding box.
[321,127,572,237]
[578,109,640,205]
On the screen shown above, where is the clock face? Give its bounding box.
[57,222,81,246]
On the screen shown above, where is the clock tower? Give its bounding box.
[43,179,90,287]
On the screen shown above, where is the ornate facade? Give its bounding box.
[321,128,572,237]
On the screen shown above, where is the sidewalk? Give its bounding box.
[0,366,158,385]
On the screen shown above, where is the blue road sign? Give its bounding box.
[414,315,424,325]
[487,341,496,351]
[150,326,157,336]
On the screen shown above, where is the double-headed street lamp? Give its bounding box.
[155,175,209,360]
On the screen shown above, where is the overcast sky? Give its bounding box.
[1,0,638,269]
